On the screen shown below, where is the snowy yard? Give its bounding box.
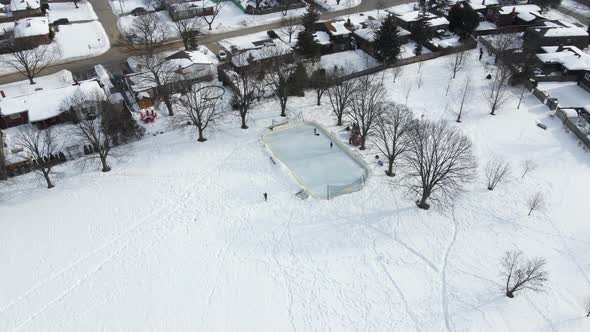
[319,49,379,71]
[2,47,590,331]
[108,0,159,16]
[0,22,110,76]
[117,3,307,36]
[47,1,98,23]
[263,122,368,198]
[312,0,361,11]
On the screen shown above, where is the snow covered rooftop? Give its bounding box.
[468,0,499,8]
[387,3,417,16]
[14,16,49,38]
[166,49,216,68]
[0,79,106,122]
[537,46,590,71]
[314,31,331,45]
[230,39,292,68]
[9,0,40,11]
[544,26,588,37]
[499,5,542,22]
[325,20,351,36]
[353,25,411,42]
[393,10,449,26]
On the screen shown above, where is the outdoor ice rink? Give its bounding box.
[263,123,368,198]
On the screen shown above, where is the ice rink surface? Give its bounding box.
[264,123,368,198]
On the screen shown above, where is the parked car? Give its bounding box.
[53,18,70,26]
[218,50,227,61]
[131,7,147,16]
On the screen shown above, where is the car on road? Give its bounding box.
[218,50,227,61]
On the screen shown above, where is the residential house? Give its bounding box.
[524,22,589,51]
[535,45,590,79]
[387,7,449,32]
[0,70,107,129]
[0,0,42,23]
[353,21,411,57]
[493,5,544,27]
[125,48,217,105]
[219,32,293,71]
[164,0,216,21]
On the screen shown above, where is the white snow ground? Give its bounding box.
[263,123,368,198]
[1,48,590,331]
[108,0,159,16]
[320,49,379,71]
[47,1,98,23]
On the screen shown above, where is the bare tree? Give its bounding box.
[489,33,520,66]
[374,103,414,176]
[403,82,413,104]
[501,250,548,298]
[347,75,386,150]
[64,91,118,173]
[391,66,404,84]
[278,15,301,44]
[404,120,477,210]
[487,66,512,116]
[485,157,511,190]
[309,67,331,106]
[527,191,546,216]
[14,126,60,188]
[226,55,261,129]
[585,297,590,317]
[131,54,181,116]
[521,159,538,179]
[173,17,203,51]
[447,50,468,80]
[326,67,357,126]
[2,40,56,84]
[263,49,296,117]
[453,79,470,123]
[175,84,224,142]
[120,12,169,54]
[445,51,468,95]
[203,1,225,31]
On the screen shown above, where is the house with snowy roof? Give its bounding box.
[0,70,107,129]
[125,48,217,108]
[493,5,544,27]
[535,45,590,80]
[387,7,450,32]
[353,20,411,57]
[0,0,42,23]
[219,32,293,70]
[524,22,589,51]
[164,0,217,21]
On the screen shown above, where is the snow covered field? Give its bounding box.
[263,123,368,198]
[1,48,590,331]
[47,1,98,23]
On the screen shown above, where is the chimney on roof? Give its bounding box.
[512,7,516,14]
[557,44,564,52]
[482,0,485,5]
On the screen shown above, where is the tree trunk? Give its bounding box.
[163,96,174,116]
[506,290,514,298]
[416,193,430,210]
[100,155,111,172]
[43,170,54,189]
[197,128,207,142]
[28,76,36,85]
[240,112,248,129]
[280,102,287,117]
[386,160,394,177]
[359,136,366,150]
[317,91,321,106]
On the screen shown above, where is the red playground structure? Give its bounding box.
[140,109,157,123]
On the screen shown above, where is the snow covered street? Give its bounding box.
[1,48,590,331]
